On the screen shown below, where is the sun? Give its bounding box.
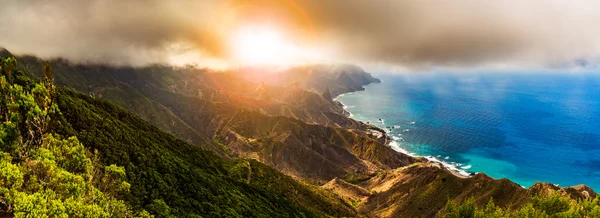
[229,25,326,67]
[230,25,291,66]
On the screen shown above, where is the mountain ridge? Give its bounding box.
[7,53,414,183]
[1,50,598,217]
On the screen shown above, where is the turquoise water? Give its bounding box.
[337,72,600,190]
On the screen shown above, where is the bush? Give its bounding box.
[441,194,600,218]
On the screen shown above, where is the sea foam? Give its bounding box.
[388,133,472,177]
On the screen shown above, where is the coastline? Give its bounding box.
[333,79,474,179]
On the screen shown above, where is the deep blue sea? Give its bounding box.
[337,72,600,190]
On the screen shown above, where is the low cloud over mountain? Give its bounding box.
[2,0,600,69]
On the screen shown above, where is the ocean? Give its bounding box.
[337,71,600,190]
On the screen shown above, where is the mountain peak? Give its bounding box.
[321,86,333,101]
[0,46,13,58]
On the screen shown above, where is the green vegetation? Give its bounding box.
[1,56,354,217]
[441,194,600,218]
[342,172,373,184]
[1,59,143,217]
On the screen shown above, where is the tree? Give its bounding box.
[0,57,146,217]
[475,198,505,218]
[1,57,17,83]
[531,193,570,216]
[441,194,600,218]
[443,197,477,218]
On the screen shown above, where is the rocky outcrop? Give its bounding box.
[529,182,598,200]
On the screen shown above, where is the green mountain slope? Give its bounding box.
[54,88,356,217]
[0,56,356,217]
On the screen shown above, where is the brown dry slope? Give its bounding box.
[323,177,372,207]
[145,89,417,182]
[323,162,597,218]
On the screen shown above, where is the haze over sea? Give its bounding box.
[337,72,600,190]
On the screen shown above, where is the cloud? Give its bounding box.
[292,0,600,69]
[0,0,228,66]
[2,0,600,69]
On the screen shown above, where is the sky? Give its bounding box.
[2,0,600,70]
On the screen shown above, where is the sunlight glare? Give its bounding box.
[230,25,326,66]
